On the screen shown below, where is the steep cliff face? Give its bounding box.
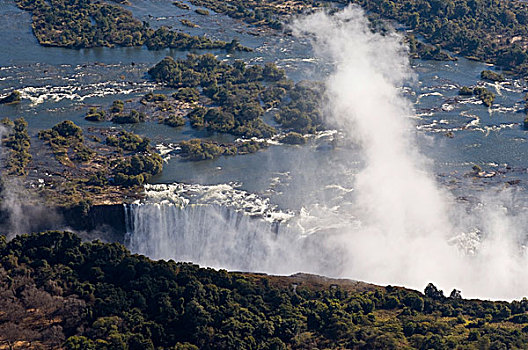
[61,204,127,242]
[0,204,127,242]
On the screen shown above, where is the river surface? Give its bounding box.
[2,0,528,297]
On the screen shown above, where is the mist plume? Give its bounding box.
[292,5,528,300]
[125,5,528,301]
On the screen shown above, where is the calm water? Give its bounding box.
[1,0,528,210]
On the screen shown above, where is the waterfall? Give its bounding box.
[124,183,340,274]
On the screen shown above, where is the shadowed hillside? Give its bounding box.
[1,231,528,349]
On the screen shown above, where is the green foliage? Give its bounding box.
[481,70,505,82]
[424,283,445,300]
[52,120,83,139]
[407,35,455,61]
[173,87,200,103]
[106,131,149,152]
[2,117,32,175]
[149,55,321,137]
[105,131,162,187]
[113,153,163,186]
[236,140,262,154]
[195,8,209,15]
[351,0,528,74]
[173,1,190,10]
[85,107,106,122]
[459,86,474,95]
[64,336,96,350]
[275,81,325,134]
[187,107,206,128]
[86,171,108,187]
[473,87,495,107]
[143,92,167,103]
[281,132,306,145]
[180,19,199,28]
[178,138,263,160]
[459,86,495,106]
[110,100,124,114]
[143,27,236,51]
[38,120,93,166]
[1,117,14,128]
[112,110,146,124]
[186,0,326,29]
[14,0,248,52]
[163,115,186,127]
[0,90,21,104]
[179,139,232,160]
[2,231,528,350]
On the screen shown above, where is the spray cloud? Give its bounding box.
[292,5,528,300]
[127,5,528,301]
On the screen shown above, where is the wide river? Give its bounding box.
[2,0,528,298]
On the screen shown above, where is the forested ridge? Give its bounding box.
[2,231,528,349]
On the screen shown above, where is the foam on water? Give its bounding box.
[14,81,156,105]
[124,183,343,274]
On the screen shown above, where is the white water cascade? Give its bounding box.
[125,183,339,274]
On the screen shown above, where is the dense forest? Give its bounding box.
[14,0,248,51]
[148,54,325,138]
[2,231,528,349]
[188,0,528,74]
[353,0,528,74]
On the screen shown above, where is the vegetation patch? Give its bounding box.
[38,120,94,167]
[188,0,528,74]
[163,114,186,127]
[473,87,496,107]
[4,122,165,207]
[179,138,264,160]
[481,70,505,82]
[186,0,332,29]
[0,90,21,104]
[1,117,32,176]
[15,0,249,52]
[180,19,199,28]
[407,35,455,61]
[350,0,528,75]
[85,107,106,122]
[173,0,190,10]
[458,86,495,107]
[2,231,528,349]
[112,109,146,124]
[106,131,163,186]
[149,54,324,136]
[281,131,306,145]
[195,8,209,15]
[275,81,325,134]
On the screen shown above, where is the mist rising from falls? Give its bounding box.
[292,6,456,286]
[291,5,528,300]
[125,6,528,300]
